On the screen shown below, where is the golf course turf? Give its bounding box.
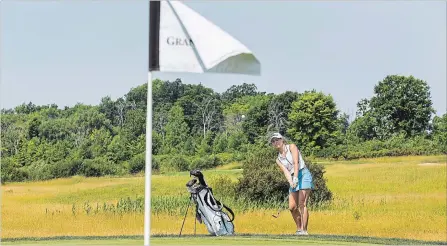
[2,234,447,245]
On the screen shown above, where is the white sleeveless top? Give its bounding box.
[277,144,306,174]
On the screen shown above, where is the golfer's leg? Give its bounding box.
[298,189,311,231]
[289,192,301,231]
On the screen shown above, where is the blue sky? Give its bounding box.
[1,1,445,118]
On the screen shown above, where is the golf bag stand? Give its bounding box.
[178,194,197,237]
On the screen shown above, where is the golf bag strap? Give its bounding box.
[222,203,235,222]
[212,193,235,223]
[203,189,235,222]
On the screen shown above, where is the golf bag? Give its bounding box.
[185,169,235,236]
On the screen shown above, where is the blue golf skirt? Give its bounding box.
[289,167,314,193]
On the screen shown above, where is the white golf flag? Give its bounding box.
[145,1,260,245]
[150,0,261,75]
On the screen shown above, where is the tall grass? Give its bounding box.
[1,155,445,241]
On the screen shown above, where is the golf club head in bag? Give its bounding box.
[185,169,235,236]
[190,169,207,186]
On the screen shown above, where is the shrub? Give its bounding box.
[189,155,222,170]
[215,152,234,164]
[51,159,83,178]
[1,158,29,183]
[315,145,348,160]
[128,152,145,174]
[235,147,288,203]
[315,135,444,160]
[3,168,29,183]
[22,160,54,181]
[306,160,333,206]
[235,146,333,207]
[209,175,236,200]
[160,155,190,173]
[213,133,228,153]
[151,155,160,172]
[232,151,246,162]
[80,157,117,177]
[189,157,206,170]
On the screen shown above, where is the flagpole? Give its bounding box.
[144,71,152,246]
[144,1,259,243]
[145,1,160,245]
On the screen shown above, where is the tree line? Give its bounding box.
[1,75,446,183]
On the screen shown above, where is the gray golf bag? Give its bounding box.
[185,169,235,236]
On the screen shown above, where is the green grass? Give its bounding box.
[3,234,446,245]
[216,162,243,170]
[313,155,445,165]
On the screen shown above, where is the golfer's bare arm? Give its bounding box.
[289,144,299,179]
[276,159,292,185]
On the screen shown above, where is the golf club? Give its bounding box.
[272,195,290,218]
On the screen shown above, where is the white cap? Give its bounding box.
[269,132,283,142]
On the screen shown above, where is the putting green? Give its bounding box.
[3,234,445,246]
[0,238,371,246]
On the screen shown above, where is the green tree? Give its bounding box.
[164,105,189,154]
[99,96,118,126]
[125,84,147,110]
[331,112,350,144]
[346,114,376,142]
[287,90,339,155]
[213,132,228,153]
[38,118,72,142]
[240,95,272,143]
[355,75,435,140]
[152,78,185,109]
[267,91,300,134]
[114,98,136,127]
[196,97,221,139]
[432,113,447,152]
[227,130,248,152]
[122,108,146,140]
[14,102,39,114]
[89,128,113,159]
[196,132,213,156]
[176,83,222,136]
[106,135,130,163]
[222,83,260,104]
[222,99,250,135]
[1,115,27,156]
[183,136,196,156]
[152,131,163,155]
[153,104,170,142]
[27,117,41,139]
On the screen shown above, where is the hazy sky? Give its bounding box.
[1,1,445,118]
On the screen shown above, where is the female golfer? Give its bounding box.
[270,132,314,235]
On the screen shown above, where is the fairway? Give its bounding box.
[1,238,358,246]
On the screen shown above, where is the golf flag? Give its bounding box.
[145,1,260,245]
[149,0,261,74]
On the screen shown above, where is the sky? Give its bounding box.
[1,1,446,119]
